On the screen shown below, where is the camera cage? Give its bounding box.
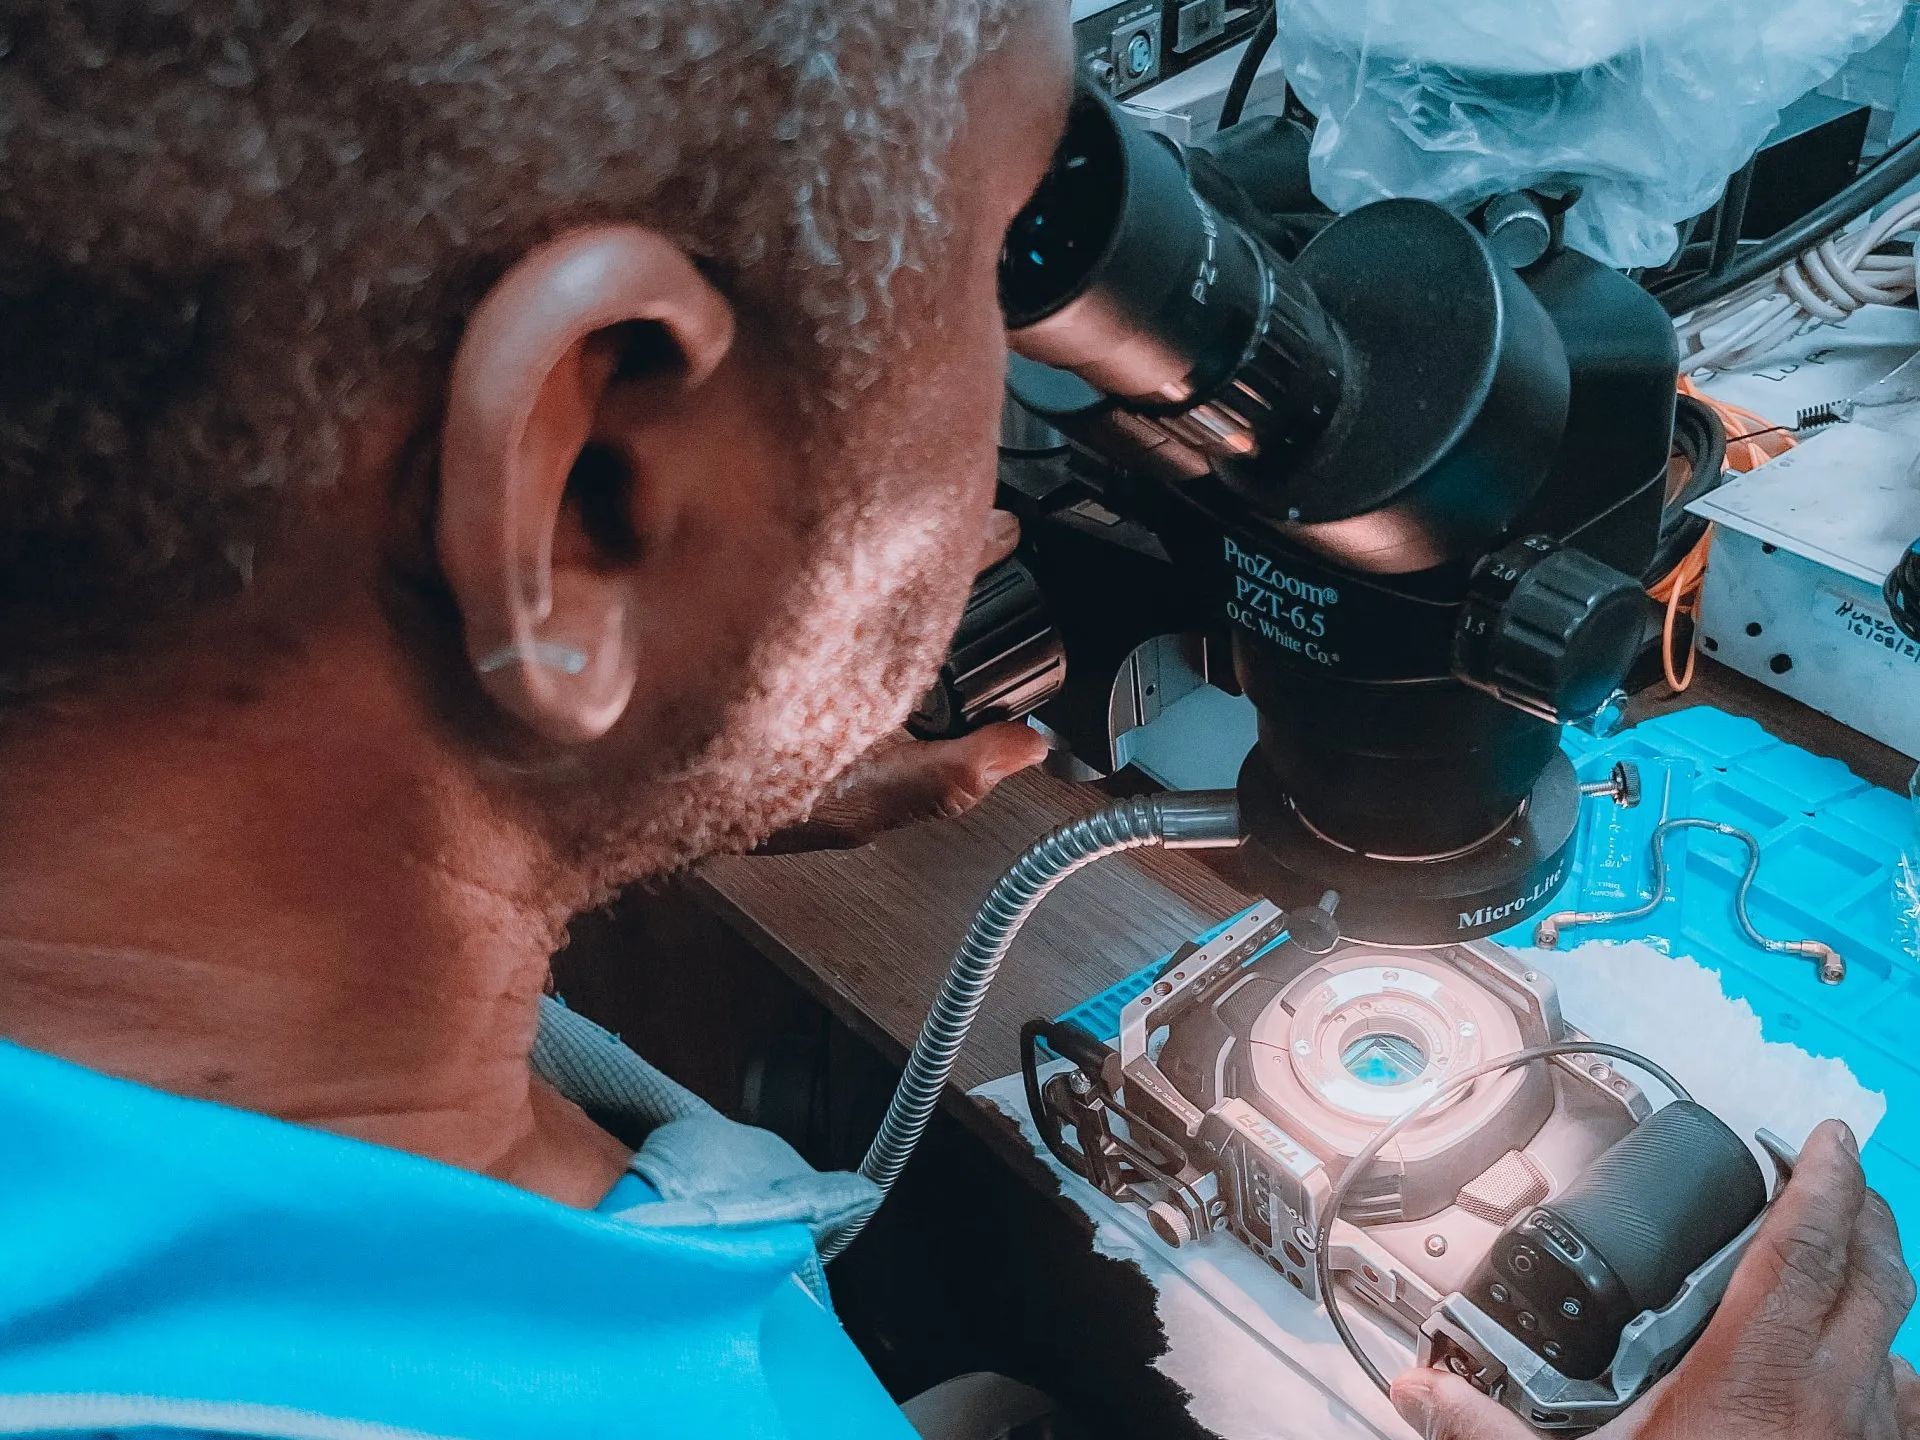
[1022,908,1789,1430]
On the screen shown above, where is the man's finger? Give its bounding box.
[752,724,1044,853]
[1828,1188,1919,1375]
[793,722,1045,848]
[899,723,1049,819]
[1891,1355,1920,1437]
[1390,1370,1535,1440]
[1716,1119,1868,1354]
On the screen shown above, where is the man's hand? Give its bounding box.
[757,511,1048,854]
[756,723,1048,853]
[1390,1119,1920,1439]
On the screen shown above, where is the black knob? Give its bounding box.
[1287,890,1342,955]
[1452,537,1645,724]
[908,557,1068,740]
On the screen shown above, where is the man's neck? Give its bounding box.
[0,662,633,1208]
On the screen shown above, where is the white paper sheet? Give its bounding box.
[970,940,1887,1440]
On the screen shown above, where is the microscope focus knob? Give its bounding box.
[1452,537,1645,724]
[908,557,1068,740]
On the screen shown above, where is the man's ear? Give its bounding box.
[438,226,734,744]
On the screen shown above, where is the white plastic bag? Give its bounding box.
[1274,0,1906,267]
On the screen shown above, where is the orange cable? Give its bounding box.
[1654,380,1799,692]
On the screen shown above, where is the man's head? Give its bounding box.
[0,2,1070,904]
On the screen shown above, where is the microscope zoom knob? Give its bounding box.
[1452,537,1645,724]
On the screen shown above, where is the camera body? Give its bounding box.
[1023,906,1776,1432]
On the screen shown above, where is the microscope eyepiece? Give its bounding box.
[998,93,1127,332]
[1002,89,1343,463]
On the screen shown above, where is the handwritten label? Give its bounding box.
[1817,586,1920,666]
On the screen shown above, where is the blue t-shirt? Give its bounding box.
[0,1037,915,1440]
[599,1169,661,1210]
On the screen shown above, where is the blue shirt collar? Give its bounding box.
[0,1036,887,1439]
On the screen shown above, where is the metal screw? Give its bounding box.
[1066,1071,1094,1097]
[1293,1039,1312,1056]
[1580,761,1642,808]
[1425,1234,1448,1257]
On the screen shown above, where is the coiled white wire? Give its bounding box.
[1677,192,1920,376]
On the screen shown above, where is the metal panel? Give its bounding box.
[1690,421,1920,758]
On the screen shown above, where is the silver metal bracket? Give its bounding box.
[1117,901,1288,1138]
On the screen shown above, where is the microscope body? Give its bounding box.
[1000,91,1679,945]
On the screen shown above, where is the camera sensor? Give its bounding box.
[1340,1032,1429,1087]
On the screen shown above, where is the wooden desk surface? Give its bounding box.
[696,766,1252,1102]
[695,659,1909,1115]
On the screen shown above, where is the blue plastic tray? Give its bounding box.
[1056,706,1920,1354]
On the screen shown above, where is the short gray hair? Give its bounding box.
[0,0,1010,697]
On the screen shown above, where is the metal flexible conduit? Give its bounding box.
[1533,817,1845,984]
[819,790,1243,1263]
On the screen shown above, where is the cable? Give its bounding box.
[819,791,1244,1262]
[1675,189,1920,376]
[1532,818,1845,984]
[1723,424,1793,446]
[1314,1041,1692,1400]
[1020,1018,1223,1230]
[1645,382,1800,692]
[1020,1018,1109,1181]
[1645,394,1725,585]
[1661,126,1920,318]
[1682,383,1799,475]
[1218,2,1277,131]
[1704,155,1757,280]
[1647,527,1714,693]
[1666,394,1728,515]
